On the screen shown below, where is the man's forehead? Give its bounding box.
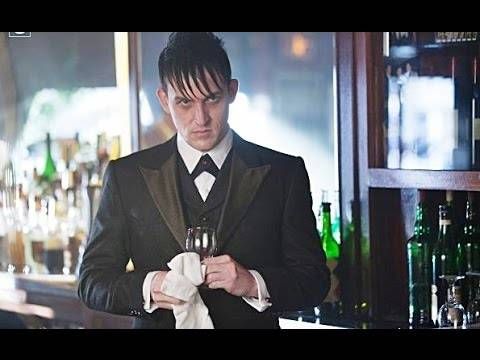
[167,75,224,98]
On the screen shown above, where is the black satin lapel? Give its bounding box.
[139,153,187,251]
[217,152,270,251]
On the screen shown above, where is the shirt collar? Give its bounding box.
[176,128,233,174]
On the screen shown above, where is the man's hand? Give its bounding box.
[203,255,258,297]
[150,271,185,310]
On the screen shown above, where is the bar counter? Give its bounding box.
[0,272,134,328]
[2,272,477,329]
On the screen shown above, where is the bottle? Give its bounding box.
[407,192,434,327]
[432,198,466,325]
[65,187,87,276]
[319,202,342,323]
[0,197,8,271]
[331,190,341,245]
[1,155,26,273]
[43,196,64,274]
[109,135,121,161]
[342,200,369,324]
[432,204,452,325]
[464,192,480,307]
[41,133,57,183]
[27,196,48,274]
[96,133,109,184]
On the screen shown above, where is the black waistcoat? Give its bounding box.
[176,150,233,231]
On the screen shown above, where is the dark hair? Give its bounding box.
[158,32,232,99]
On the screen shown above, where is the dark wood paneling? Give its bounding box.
[354,32,376,320]
[369,188,409,323]
[336,32,362,319]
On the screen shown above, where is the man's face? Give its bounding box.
[157,71,238,152]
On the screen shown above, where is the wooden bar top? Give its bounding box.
[0,272,133,328]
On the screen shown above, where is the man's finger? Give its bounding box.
[204,263,225,275]
[207,280,228,290]
[204,272,224,285]
[202,255,232,265]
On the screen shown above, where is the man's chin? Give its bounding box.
[189,138,216,152]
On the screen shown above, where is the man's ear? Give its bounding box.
[156,87,171,115]
[228,79,239,104]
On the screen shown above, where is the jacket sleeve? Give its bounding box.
[256,157,331,313]
[78,161,149,316]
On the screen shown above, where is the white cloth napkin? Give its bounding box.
[160,252,214,329]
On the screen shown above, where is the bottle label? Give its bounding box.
[325,259,340,303]
[439,220,452,226]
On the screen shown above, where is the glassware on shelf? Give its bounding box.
[466,271,480,324]
[437,275,467,329]
[1,144,28,274]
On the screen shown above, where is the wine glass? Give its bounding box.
[185,226,217,260]
[466,271,480,324]
[437,275,467,329]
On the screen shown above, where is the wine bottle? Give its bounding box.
[319,202,342,323]
[41,133,57,183]
[407,192,434,327]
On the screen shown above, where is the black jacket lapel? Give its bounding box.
[217,135,271,251]
[139,149,187,252]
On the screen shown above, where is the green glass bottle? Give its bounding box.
[322,202,340,259]
[464,193,480,306]
[407,197,434,328]
[343,200,369,323]
[437,202,465,275]
[319,202,341,323]
[41,133,57,183]
[465,194,480,273]
[432,201,465,324]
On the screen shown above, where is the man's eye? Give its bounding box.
[206,96,219,103]
[179,99,190,105]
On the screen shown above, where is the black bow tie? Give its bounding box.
[191,154,219,179]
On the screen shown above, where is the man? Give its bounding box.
[78,32,330,329]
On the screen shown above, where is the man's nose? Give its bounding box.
[194,103,209,125]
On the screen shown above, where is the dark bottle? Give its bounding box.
[464,193,480,306]
[464,194,480,271]
[407,195,434,327]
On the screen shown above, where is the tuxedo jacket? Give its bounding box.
[78,132,330,328]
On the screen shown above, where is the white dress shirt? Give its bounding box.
[143,129,272,313]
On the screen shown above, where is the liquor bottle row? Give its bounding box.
[408,190,480,328]
[0,132,121,276]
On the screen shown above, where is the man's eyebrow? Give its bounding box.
[174,95,192,101]
[174,91,222,102]
[207,91,222,97]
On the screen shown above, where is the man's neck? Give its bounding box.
[177,129,233,173]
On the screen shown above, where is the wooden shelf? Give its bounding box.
[368,168,480,191]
